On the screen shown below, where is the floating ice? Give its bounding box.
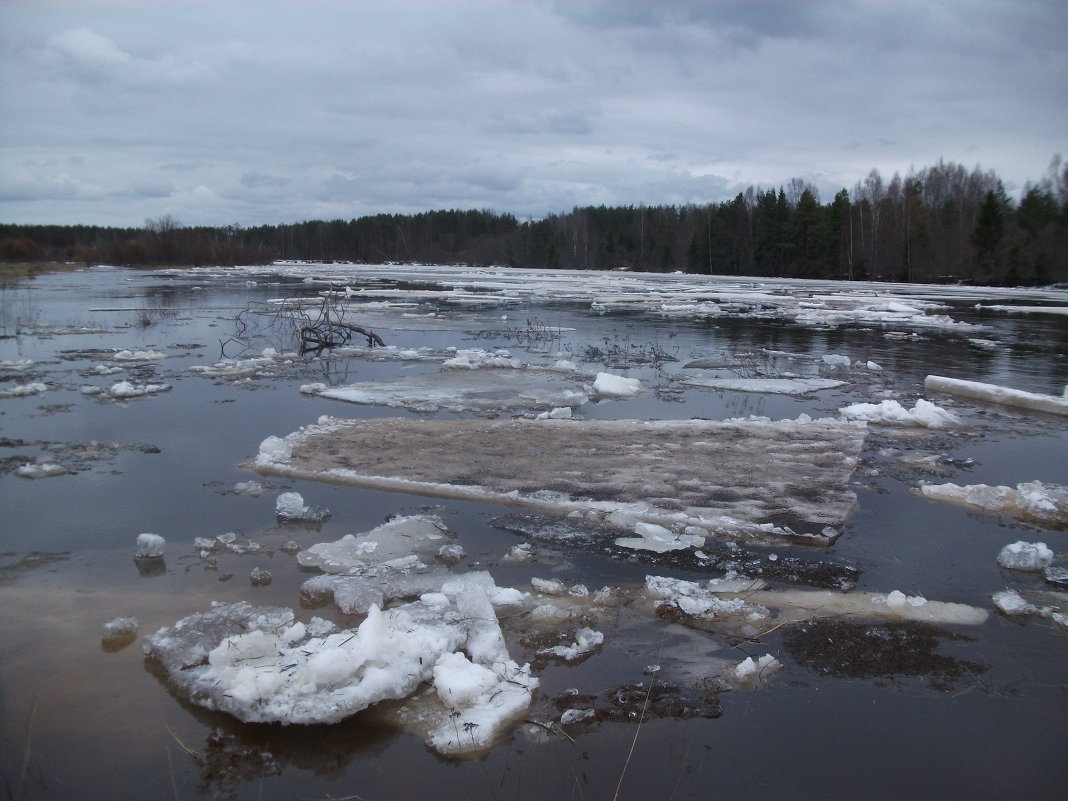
[102,616,138,638]
[734,654,782,688]
[992,589,1035,615]
[144,575,537,755]
[615,521,705,553]
[275,491,330,523]
[108,380,171,399]
[301,368,590,415]
[821,354,851,367]
[997,541,1054,571]
[89,363,124,375]
[189,348,295,377]
[924,375,1068,416]
[135,533,165,558]
[839,398,959,428]
[992,588,1068,628]
[645,575,771,625]
[592,372,643,397]
[919,480,1068,527]
[1,381,48,397]
[101,616,138,651]
[680,376,845,395]
[442,348,522,369]
[297,515,448,573]
[112,349,166,361]
[536,627,604,661]
[252,416,867,547]
[0,359,34,371]
[249,567,272,586]
[712,587,988,625]
[536,406,573,419]
[14,462,68,479]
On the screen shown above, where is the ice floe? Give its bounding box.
[14,462,68,479]
[713,587,989,626]
[189,348,297,378]
[300,368,591,415]
[112,349,167,361]
[1,381,48,397]
[144,572,538,755]
[252,415,867,546]
[733,654,782,688]
[135,533,165,558]
[839,398,959,428]
[0,359,35,371]
[591,372,643,397]
[996,541,1054,571]
[82,381,172,399]
[679,376,846,395]
[101,616,138,651]
[535,627,604,662]
[924,374,1068,416]
[274,491,331,523]
[992,589,1068,629]
[919,480,1068,528]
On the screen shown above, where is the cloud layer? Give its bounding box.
[2,0,1066,226]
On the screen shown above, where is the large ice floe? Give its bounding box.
[919,480,1068,528]
[679,376,846,395]
[301,368,591,415]
[925,375,1068,416]
[252,414,868,545]
[144,567,537,755]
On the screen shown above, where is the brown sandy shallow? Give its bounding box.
[251,415,868,545]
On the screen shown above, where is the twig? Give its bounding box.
[20,697,37,786]
[613,642,664,801]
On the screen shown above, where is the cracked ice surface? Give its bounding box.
[252,415,867,545]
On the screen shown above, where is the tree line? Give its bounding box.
[3,157,1067,286]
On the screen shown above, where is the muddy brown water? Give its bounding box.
[1,265,1066,800]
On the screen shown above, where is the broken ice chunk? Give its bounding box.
[645,575,771,625]
[920,480,1068,527]
[992,589,1037,616]
[536,627,604,662]
[297,515,448,573]
[101,617,138,651]
[925,375,1068,416]
[135,533,166,558]
[733,654,782,688]
[1045,566,1068,588]
[592,372,643,397]
[615,521,705,553]
[997,541,1054,571]
[14,462,68,479]
[839,398,959,428]
[436,543,466,565]
[275,491,331,523]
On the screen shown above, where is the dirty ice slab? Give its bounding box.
[253,416,867,544]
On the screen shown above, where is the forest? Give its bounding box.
[3,157,1067,286]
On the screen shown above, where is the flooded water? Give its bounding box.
[1,264,1066,800]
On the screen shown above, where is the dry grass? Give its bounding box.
[0,262,86,284]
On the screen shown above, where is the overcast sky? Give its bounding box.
[2,0,1066,228]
